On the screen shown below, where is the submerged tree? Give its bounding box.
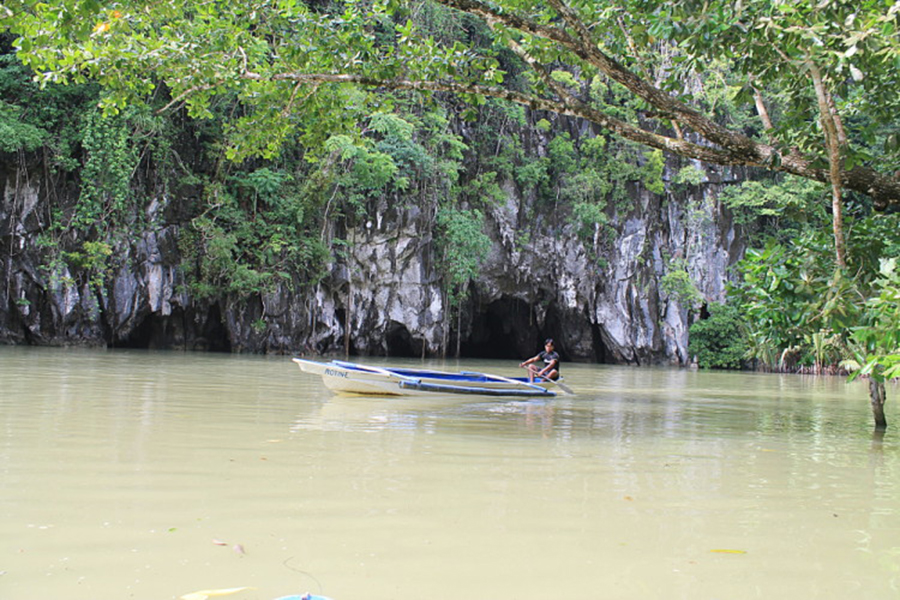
[843,258,900,430]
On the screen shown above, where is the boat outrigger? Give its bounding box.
[293,359,573,398]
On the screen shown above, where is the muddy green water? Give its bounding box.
[1,346,899,600]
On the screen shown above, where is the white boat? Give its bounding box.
[293,359,572,397]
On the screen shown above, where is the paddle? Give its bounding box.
[461,370,554,395]
[521,365,575,395]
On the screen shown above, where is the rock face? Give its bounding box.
[1,151,745,365]
[459,169,743,365]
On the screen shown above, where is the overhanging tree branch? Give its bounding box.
[442,0,758,155]
[428,0,900,210]
[241,69,900,210]
[7,0,899,208]
[246,70,745,165]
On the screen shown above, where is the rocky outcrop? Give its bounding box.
[1,154,746,365]
[462,166,743,365]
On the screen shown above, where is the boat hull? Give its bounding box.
[292,359,559,397]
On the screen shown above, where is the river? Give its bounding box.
[1,346,898,599]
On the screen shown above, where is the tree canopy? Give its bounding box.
[3,0,899,214]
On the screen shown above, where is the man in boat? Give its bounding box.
[520,338,560,383]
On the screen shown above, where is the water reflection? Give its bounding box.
[289,364,873,448]
[1,348,899,600]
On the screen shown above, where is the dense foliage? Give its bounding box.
[682,164,900,378]
[845,258,900,381]
[688,303,747,370]
[3,0,900,209]
[724,213,900,373]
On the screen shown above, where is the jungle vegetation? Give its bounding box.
[1,0,898,427]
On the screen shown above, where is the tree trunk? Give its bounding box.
[828,181,846,268]
[870,378,887,430]
[455,304,462,358]
[810,64,847,268]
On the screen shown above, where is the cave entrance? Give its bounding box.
[386,321,423,357]
[460,295,612,363]
[461,296,543,360]
[113,305,231,352]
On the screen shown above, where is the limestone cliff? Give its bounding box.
[1,153,745,364]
